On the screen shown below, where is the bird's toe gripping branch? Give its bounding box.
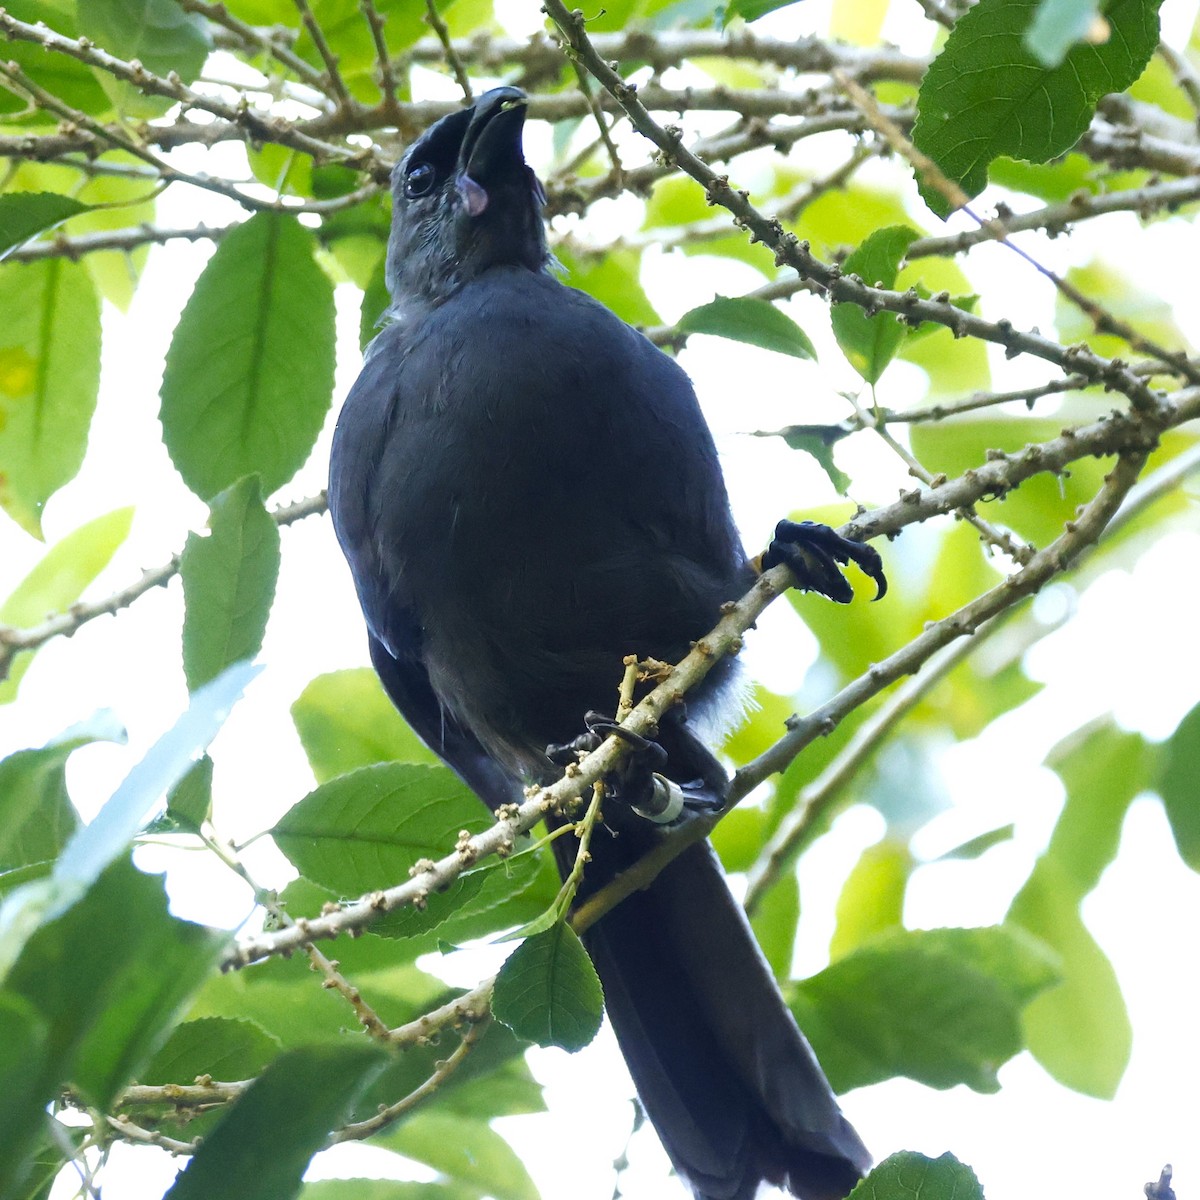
[546,711,704,826]
[761,519,887,604]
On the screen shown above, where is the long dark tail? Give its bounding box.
[580,838,870,1200]
[367,638,867,1196]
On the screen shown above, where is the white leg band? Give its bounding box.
[633,775,686,824]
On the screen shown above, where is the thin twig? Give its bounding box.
[179,0,327,90]
[360,0,401,116]
[743,620,1007,911]
[745,436,1200,907]
[404,28,930,83]
[913,0,958,30]
[202,830,392,1039]
[4,223,228,264]
[0,61,331,215]
[1157,42,1200,122]
[227,388,1200,967]
[566,59,624,183]
[833,68,1200,390]
[293,0,352,107]
[542,0,1169,414]
[612,143,878,253]
[573,440,1156,935]
[0,493,326,681]
[333,1015,491,1142]
[103,1115,197,1156]
[424,0,473,102]
[908,176,1200,260]
[844,391,1034,564]
[0,9,371,169]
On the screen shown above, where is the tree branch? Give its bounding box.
[0,493,326,682]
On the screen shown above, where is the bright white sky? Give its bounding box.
[2,0,1199,1197]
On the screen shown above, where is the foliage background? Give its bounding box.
[1,0,1199,1197]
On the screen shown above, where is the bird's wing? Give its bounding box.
[367,633,524,813]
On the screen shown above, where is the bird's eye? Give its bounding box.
[404,163,436,198]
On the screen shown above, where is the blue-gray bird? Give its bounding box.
[329,86,883,1200]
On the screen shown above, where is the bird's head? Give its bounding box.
[384,87,548,309]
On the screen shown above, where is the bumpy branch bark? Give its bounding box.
[224,383,1200,968]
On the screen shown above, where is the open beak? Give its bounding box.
[456,87,528,218]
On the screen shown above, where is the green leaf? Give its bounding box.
[723,0,800,23]
[0,507,134,703]
[557,247,660,327]
[830,839,911,960]
[750,869,799,979]
[644,173,711,230]
[789,925,1058,1092]
[0,714,124,873]
[755,425,852,494]
[909,416,1109,548]
[0,663,255,976]
[492,922,603,1052]
[1160,701,1200,870]
[51,660,261,902]
[640,173,774,274]
[23,1139,78,1200]
[908,925,1062,1007]
[0,992,50,1198]
[0,259,101,537]
[77,0,212,117]
[831,0,889,45]
[375,847,544,942]
[0,2,113,118]
[180,476,281,692]
[382,1110,540,1200]
[291,668,438,782]
[272,763,486,895]
[911,0,1163,216]
[140,1016,282,1084]
[163,754,214,832]
[160,212,335,500]
[303,1184,480,1200]
[1026,0,1103,67]
[1044,718,1153,896]
[831,226,919,384]
[188,911,447,1044]
[0,193,90,259]
[1056,260,1187,358]
[988,152,1100,203]
[248,143,314,198]
[164,1043,388,1200]
[1007,859,1131,1096]
[849,1152,984,1200]
[712,805,769,875]
[273,763,544,940]
[4,857,228,1112]
[1129,47,1198,119]
[935,824,1016,861]
[360,260,391,350]
[9,156,160,309]
[795,185,915,259]
[678,296,816,360]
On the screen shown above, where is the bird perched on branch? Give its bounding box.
[329,86,884,1200]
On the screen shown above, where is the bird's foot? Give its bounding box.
[546,711,704,826]
[761,519,887,603]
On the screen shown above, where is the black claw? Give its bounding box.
[581,710,666,763]
[546,727,603,765]
[763,518,887,602]
[548,710,671,814]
